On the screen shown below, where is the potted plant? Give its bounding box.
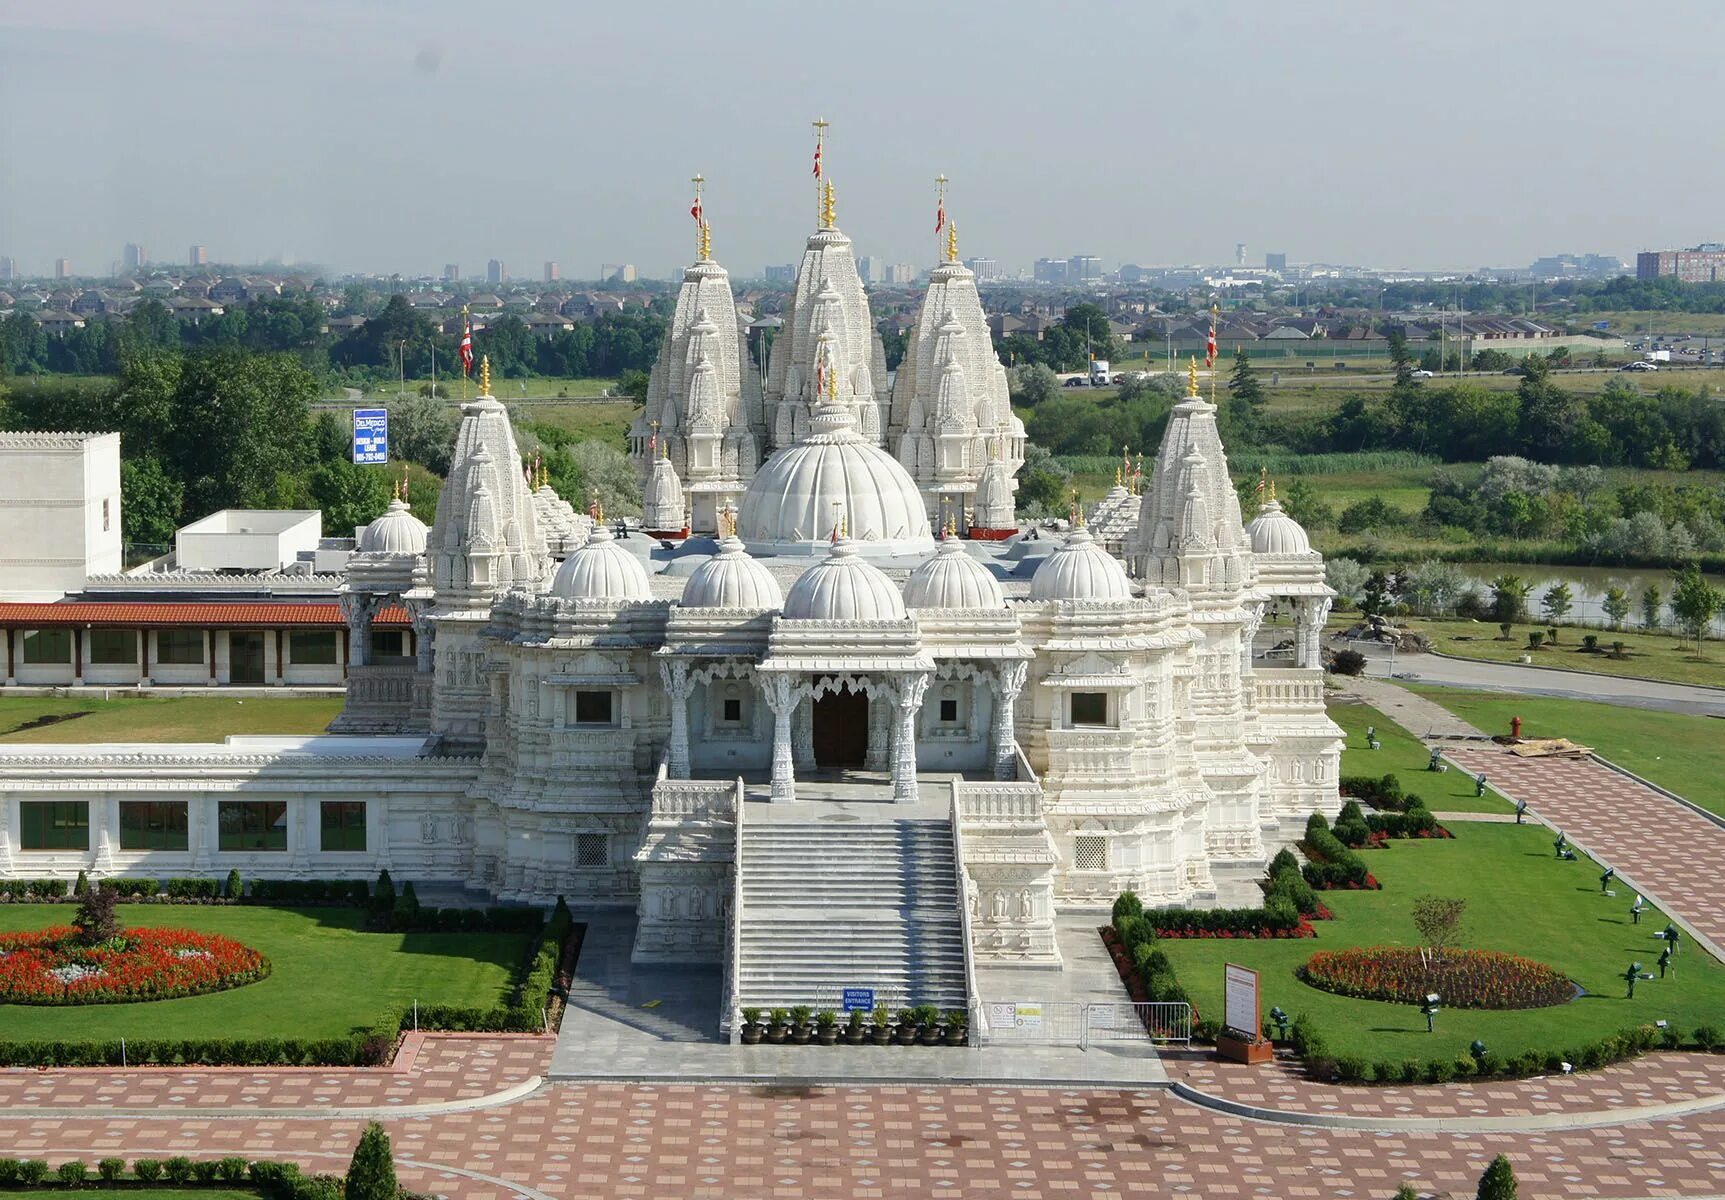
[896,1008,920,1046]
[815,1010,839,1045]
[844,1010,867,1044]
[870,1006,893,1045]
[767,1008,791,1045]
[790,1005,814,1045]
[916,1004,944,1046]
[740,1007,763,1046]
[943,1009,969,1046]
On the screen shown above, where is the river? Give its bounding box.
[1448,561,1725,635]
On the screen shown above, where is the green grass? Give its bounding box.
[1408,617,1725,689]
[331,376,620,401]
[1161,821,1725,1062]
[1327,698,1513,813]
[518,400,640,447]
[0,906,530,1040]
[0,696,342,743]
[12,1194,259,1200]
[1405,685,1725,819]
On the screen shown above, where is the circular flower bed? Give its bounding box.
[0,925,270,1005]
[1298,946,1574,1010]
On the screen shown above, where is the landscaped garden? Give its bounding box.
[0,695,343,743]
[1401,615,1725,690]
[1144,818,1725,1070]
[1328,697,1514,814]
[1407,684,1725,819]
[0,887,560,1063]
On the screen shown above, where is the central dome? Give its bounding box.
[738,401,933,557]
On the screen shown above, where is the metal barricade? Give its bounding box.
[1082,1001,1192,1046]
[977,999,1088,1046]
[976,999,1192,1048]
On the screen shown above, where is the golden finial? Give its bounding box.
[699,221,711,262]
[1269,478,1277,503]
[1186,356,1199,398]
[820,179,837,230]
[840,510,848,538]
[718,505,736,539]
[480,355,492,396]
[827,349,840,401]
[946,220,959,264]
[398,463,410,502]
[1114,463,1122,487]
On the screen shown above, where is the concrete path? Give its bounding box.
[1345,642,1725,717]
[1331,674,1488,738]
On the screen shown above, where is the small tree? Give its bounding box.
[1411,895,1466,964]
[1476,1153,1518,1200]
[1392,1185,1419,1200]
[1602,585,1630,631]
[1489,574,1531,624]
[1641,585,1663,631]
[1539,582,1573,636]
[1669,563,1723,656]
[73,887,121,946]
[343,1122,397,1200]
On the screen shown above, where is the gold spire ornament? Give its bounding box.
[946,220,959,264]
[1186,356,1199,398]
[820,179,836,230]
[480,355,492,397]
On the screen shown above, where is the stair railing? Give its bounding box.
[949,783,982,1052]
[722,775,746,1043]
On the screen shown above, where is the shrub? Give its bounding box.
[225,869,243,899]
[167,877,221,900]
[58,1160,89,1185]
[0,1160,19,1185]
[97,1157,125,1183]
[16,1161,49,1186]
[1299,946,1572,1009]
[371,869,395,913]
[74,870,90,897]
[1111,891,1143,925]
[217,1158,248,1184]
[1477,1153,1518,1200]
[1696,1024,1723,1052]
[192,1161,221,1183]
[102,877,161,899]
[1268,848,1300,879]
[1300,815,1374,889]
[164,1156,194,1184]
[1334,1055,1368,1082]
[133,1159,164,1183]
[73,887,121,945]
[1329,649,1367,676]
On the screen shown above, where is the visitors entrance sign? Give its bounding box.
[353,408,389,464]
[1224,963,1260,1038]
[842,988,874,1012]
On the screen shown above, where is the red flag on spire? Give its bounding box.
[812,141,822,178]
[1205,310,1218,369]
[935,200,945,236]
[690,197,703,226]
[458,311,474,376]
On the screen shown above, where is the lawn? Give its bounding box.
[1406,685,1725,819]
[1406,617,1725,690]
[0,696,342,743]
[1327,698,1513,814]
[517,399,639,447]
[13,1194,258,1200]
[0,906,530,1040]
[1159,821,1725,1063]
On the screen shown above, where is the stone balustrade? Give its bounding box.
[1250,669,1328,714]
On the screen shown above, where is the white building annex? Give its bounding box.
[0,182,1342,1028]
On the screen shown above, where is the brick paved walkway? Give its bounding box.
[1446,749,1725,955]
[1174,1050,1725,1126]
[0,1034,550,1114]
[7,1081,1725,1199]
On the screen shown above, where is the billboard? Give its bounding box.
[352,408,389,465]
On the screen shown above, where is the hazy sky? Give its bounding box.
[1,0,1718,280]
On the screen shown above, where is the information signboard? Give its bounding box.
[1224,963,1261,1039]
[841,988,875,1013]
[353,408,389,464]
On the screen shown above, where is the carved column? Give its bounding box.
[864,691,891,771]
[891,673,929,802]
[660,659,693,778]
[993,660,1028,781]
[792,695,815,772]
[1240,599,1266,676]
[340,593,380,668]
[762,674,797,802]
[1297,597,1332,667]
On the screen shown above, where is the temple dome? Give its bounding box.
[680,535,783,610]
[549,524,652,602]
[1029,527,1133,602]
[781,537,906,621]
[1245,499,1312,556]
[738,401,933,557]
[357,497,429,555]
[903,537,1005,610]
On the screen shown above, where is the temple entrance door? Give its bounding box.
[813,686,869,770]
[229,632,266,684]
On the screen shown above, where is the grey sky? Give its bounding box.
[0,0,1717,280]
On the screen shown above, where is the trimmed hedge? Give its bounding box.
[247,880,371,907]
[0,1155,335,1200]
[1301,813,1378,889]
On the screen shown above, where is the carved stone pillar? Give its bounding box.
[762,675,797,802]
[864,692,891,771]
[992,660,1028,781]
[1240,599,1266,676]
[660,659,694,778]
[340,593,381,668]
[792,695,815,772]
[1297,597,1332,667]
[891,673,929,802]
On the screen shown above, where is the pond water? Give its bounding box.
[1448,561,1725,634]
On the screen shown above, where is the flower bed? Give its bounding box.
[0,926,270,1005]
[1297,946,1574,1010]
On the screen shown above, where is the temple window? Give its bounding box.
[1070,691,1108,728]
[574,690,614,725]
[156,630,205,665]
[89,629,137,664]
[19,801,89,851]
[1073,835,1108,872]
[119,801,189,851]
[217,801,288,852]
[292,631,339,664]
[320,801,367,852]
[576,832,609,868]
[21,629,71,664]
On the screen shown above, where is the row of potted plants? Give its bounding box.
[739,1005,968,1046]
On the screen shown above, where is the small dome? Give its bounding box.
[904,537,1005,610]
[549,525,652,602]
[782,537,906,621]
[1029,527,1133,602]
[357,498,429,555]
[681,535,783,610]
[1245,499,1312,556]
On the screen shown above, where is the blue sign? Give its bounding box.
[1593,320,1611,330]
[841,988,875,1013]
[353,408,389,464]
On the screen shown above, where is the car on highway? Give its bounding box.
[1410,369,1434,379]
[1621,360,1659,372]
[1062,377,1088,387]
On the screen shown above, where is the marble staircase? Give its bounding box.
[734,810,969,1015]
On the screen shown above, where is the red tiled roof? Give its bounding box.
[0,602,410,628]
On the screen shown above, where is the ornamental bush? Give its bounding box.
[1300,815,1375,889]
[164,1155,194,1184]
[133,1159,163,1182]
[344,1123,397,1200]
[57,1160,88,1185]
[16,1161,48,1186]
[97,1157,125,1182]
[166,877,221,900]
[1298,946,1573,1009]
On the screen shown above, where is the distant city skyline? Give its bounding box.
[1,2,1720,279]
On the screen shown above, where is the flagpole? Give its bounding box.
[812,117,829,226]
[935,173,947,261]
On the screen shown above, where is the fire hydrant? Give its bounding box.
[1510,715,1523,740]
